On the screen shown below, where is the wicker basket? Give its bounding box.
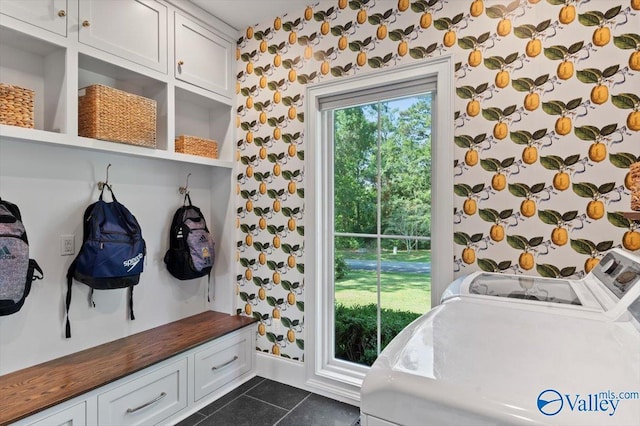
[0,83,34,128]
[631,162,640,211]
[175,135,218,159]
[78,84,156,148]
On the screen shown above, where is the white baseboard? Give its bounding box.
[255,352,362,407]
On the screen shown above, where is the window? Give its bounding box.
[305,57,454,398]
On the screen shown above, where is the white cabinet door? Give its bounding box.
[0,0,67,36]
[193,328,253,401]
[28,402,86,426]
[174,13,232,98]
[97,359,187,426]
[78,0,167,73]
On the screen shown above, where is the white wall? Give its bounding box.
[0,139,218,374]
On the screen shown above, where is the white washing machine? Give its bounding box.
[360,249,640,425]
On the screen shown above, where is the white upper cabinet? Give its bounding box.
[174,13,232,99]
[0,0,68,36]
[78,0,167,73]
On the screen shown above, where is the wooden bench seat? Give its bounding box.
[0,311,256,425]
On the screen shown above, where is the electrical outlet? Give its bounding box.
[60,235,75,256]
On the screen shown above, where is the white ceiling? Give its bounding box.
[190,0,308,31]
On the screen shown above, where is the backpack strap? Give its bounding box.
[183,192,192,207]
[129,286,135,320]
[65,258,77,338]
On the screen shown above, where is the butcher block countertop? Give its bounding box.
[0,311,256,425]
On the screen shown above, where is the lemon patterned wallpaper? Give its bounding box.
[236,0,640,361]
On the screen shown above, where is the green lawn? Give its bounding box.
[337,249,431,263]
[335,270,431,314]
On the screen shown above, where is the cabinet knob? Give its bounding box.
[177,60,184,66]
[82,20,90,27]
[57,10,66,17]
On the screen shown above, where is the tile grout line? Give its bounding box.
[272,393,313,426]
[244,392,304,412]
[197,376,267,420]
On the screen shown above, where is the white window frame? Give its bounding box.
[304,56,455,400]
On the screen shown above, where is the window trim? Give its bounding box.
[305,56,455,397]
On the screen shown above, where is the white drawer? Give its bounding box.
[97,358,187,426]
[193,329,253,401]
[28,401,86,426]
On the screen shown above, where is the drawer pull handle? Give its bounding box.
[177,60,184,66]
[82,20,90,27]
[57,10,66,17]
[125,392,167,414]
[212,355,238,371]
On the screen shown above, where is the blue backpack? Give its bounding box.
[65,185,146,338]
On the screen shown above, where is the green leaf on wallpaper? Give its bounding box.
[529,237,544,247]
[600,123,618,136]
[565,154,581,167]
[454,135,473,148]
[571,239,596,255]
[510,130,532,145]
[409,46,428,59]
[560,267,576,277]
[266,332,276,343]
[477,258,498,272]
[612,93,640,109]
[542,101,565,115]
[502,157,515,168]
[613,34,640,50]
[538,209,562,225]
[534,74,549,87]
[507,235,528,250]
[296,264,304,273]
[239,291,249,302]
[604,5,622,20]
[367,14,383,25]
[546,0,565,5]
[479,208,499,223]
[512,78,534,92]
[484,56,503,70]
[537,264,560,278]
[566,97,582,110]
[578,11,604,27]
[472,183,485,193]
[506,0,521,12]
[451,13,464,25]
[576,68,601,84]
[540,155,563,170]
[598,182,616,194]
[470,233,484,243]
[454,183,473,197]
[482,107,502,121]
[536,20,551,33]
[543,45,567,60]
[498,261,512,270]
[485,5,507,19]
[562,211,578,222]
[596,241,614,252]
[454,232,471,245]
[530,183,546,194]
[458,36,476,50]
[609,152,637,168]
[530,129,547,140]
[389,29,404,41]
[474,133,487,144]
[574,125,599,141]
[572,182,597,198]
[475,83,489,94]
[456,86,474,99]
[568,41,585,54]
[296,339,304,350]
[607,212,632,228]
[481,158,500,172]
[296,301,304,312]
[478,32,490,44]
[433,18,451,31]
[499,209,514,220]
[513,24,535,39]
[410,0,427,13]
[508,183,530,198]
[602,65,620,79]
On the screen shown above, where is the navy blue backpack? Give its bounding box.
[65,185,146,338]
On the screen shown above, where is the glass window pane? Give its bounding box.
[333,105,378,234]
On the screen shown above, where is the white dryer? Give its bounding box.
[360,249,640,425]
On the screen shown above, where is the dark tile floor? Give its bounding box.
[176,376,361,426]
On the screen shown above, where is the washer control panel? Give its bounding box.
[592,251,640,300]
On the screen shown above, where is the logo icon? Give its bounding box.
[538,389,563,416]
[0,246,15,260]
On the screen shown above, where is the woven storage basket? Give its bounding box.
[0,83,34,128]
[631,162,640,211]
[175,135,218,159]
[78,84,156,148]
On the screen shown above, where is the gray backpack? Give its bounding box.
[0,198,43,316]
